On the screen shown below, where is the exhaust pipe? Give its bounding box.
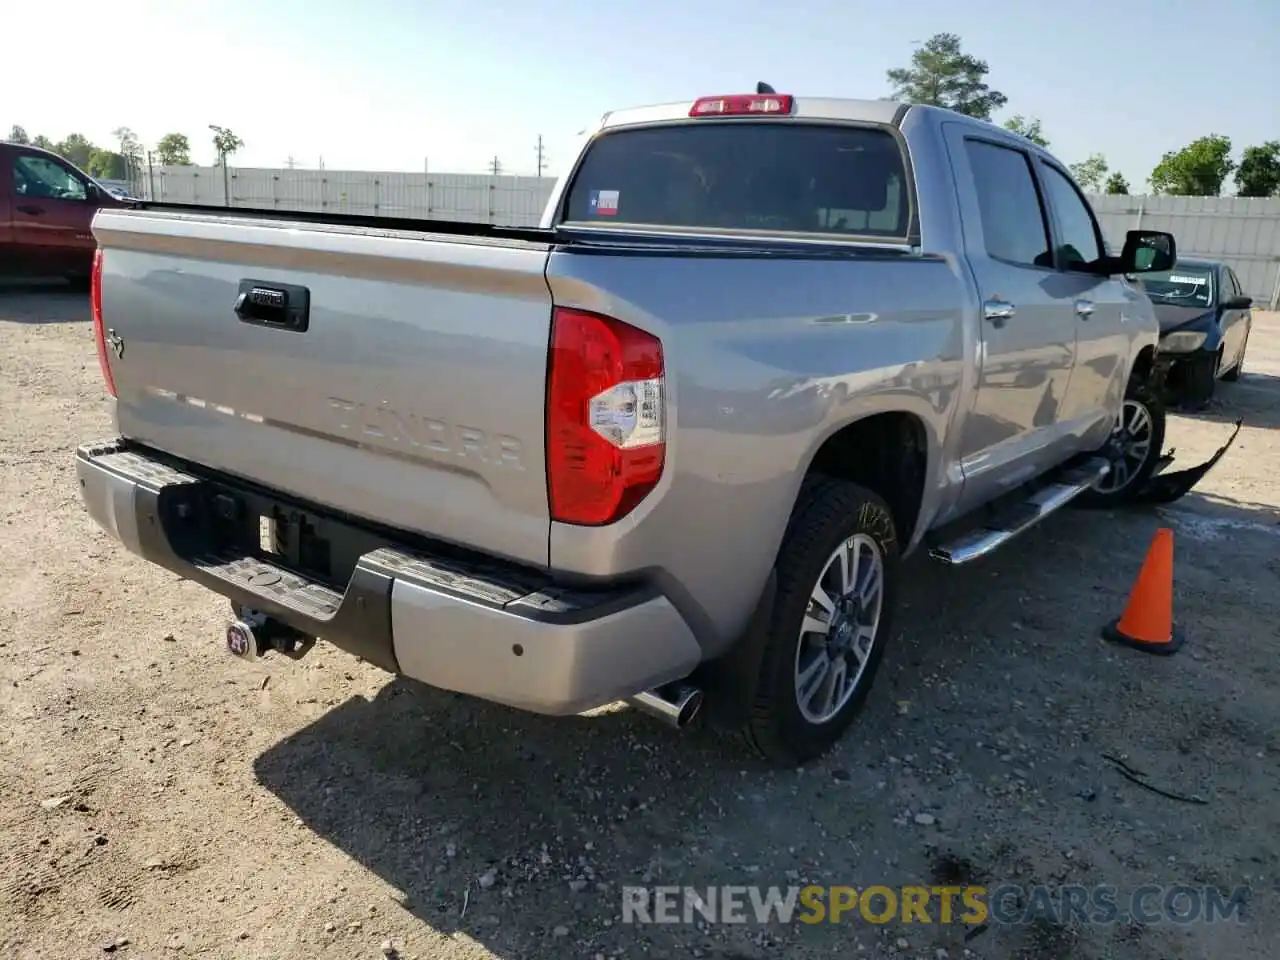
[626,682,704,729]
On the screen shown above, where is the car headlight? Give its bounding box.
[1159,331,1207,353]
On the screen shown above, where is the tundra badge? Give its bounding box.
[106,328,124,358]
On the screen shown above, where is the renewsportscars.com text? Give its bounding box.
[621,883,1249,927]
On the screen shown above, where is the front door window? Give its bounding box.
[13,155,89,202]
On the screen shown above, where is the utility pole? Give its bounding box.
[284,155,297,169]
[489,156,502,176]
[534,135,547,177]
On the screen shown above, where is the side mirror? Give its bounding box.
[1119,229,1176,274]
[1222,295,1253,310]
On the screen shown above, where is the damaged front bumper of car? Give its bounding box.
[1130,362,1243,505]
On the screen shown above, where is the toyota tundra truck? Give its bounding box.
[75,89,1178,766]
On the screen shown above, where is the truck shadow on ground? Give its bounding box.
[1150,489,1280,579]
[1173,373,1280,432]
[248,491,1275,958]
[0,281,90,324]
[1161,487,1280,526]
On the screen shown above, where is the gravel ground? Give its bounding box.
[2,284,1277,960]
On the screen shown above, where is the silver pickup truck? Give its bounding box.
[76,90,1178,766]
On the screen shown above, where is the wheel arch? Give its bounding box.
[1130,343,1157,385]
[694,408,936,738]
[793,409,936,551]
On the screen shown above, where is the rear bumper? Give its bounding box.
[75,439,701,716]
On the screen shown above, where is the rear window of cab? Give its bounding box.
[561,121,912,241]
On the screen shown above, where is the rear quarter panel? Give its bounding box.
[545,251,968,655]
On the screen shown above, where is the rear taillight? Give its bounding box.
[689,94,794,117]
[547,307,665,526]
[90,247,117,397]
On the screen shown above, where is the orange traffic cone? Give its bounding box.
[1102,527,1183,655]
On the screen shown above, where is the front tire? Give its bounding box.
[742,478,899,766]
[1179,352,1217,410]
[1077,374,1166,507]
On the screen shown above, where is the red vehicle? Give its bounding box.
[0,141,132,288]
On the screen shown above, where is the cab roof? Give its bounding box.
[598,95,910,132]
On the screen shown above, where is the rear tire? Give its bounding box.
[1077,373,1166,508]
[66,274,91,293]
[741,477,899,767]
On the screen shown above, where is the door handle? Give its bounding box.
[983,299,1015,324]
[234,279,311,332]
[1075,299,1094,318]
[17,204,44,215]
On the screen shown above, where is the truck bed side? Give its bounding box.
[543,246,969,652]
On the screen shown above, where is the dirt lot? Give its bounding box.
[1,285,1277,960]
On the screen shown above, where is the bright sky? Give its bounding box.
[5,0,1277,189]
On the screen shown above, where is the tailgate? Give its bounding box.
[92,210,554,568]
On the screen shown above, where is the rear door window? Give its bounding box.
[962,139,1053,269]
[561,122,912,240]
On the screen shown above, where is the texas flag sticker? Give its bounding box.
[589,189,620,216]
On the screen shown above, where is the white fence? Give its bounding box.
[133,165,556,227]
[132,166,1280,308]
[1090,194,1280,307]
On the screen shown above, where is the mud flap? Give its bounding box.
[692,568,777,734]
[1129,419,1243,505]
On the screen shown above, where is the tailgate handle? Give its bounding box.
[234,280,310,332]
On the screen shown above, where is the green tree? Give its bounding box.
[32,134,56,151]
[209,125,244,206]
[1149,135,1235,196]
[1234,141,1280,198]
[7,124,30,144]
[1069,153,1110,192]
[87,149,129,180]
[156,132,193,166]
[55,133,96,170]
[1104,172,1130,195]
[111,126,144,174]
[1002,115,1048,147]
[209,125,244,165]
[886,33,1008,120]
